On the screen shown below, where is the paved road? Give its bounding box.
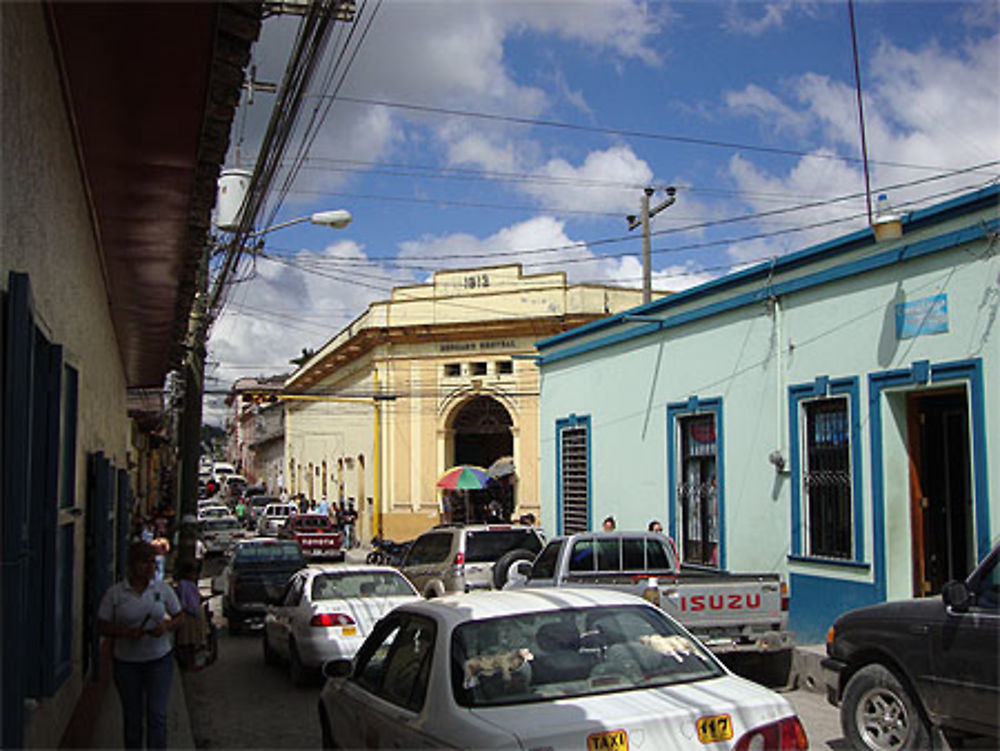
[183,554,849,749]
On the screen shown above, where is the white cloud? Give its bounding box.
[724,33,1000,262]
[723,0,818,36]
[205,239,416,402]
[724,84,812,136]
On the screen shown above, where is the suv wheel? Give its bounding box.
[841,664,931,751]
[492,548,536,589]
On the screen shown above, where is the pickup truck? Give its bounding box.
[510,531,792,657]
[277,514,345,562]
[257,502,297,536]
[823,542,999,750]
[212,538,307,634]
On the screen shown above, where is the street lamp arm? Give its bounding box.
[245,209,352,238]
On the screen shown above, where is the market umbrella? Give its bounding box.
[436,465,491,490]
[487,456,515,479]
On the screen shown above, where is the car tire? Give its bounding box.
[841,663,931,751]
[365,550,384,565]
[263,631,280,667]
[289,640,310,687]
[492,548,536,589]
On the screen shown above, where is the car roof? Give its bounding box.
[393,587,654,627]
[297,564,408,577]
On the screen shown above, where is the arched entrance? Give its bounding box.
[447,396,514,523]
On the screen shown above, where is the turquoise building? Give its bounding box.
[536,186,999,643]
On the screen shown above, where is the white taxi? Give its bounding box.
[318,588,808,750]
[264,565,420,686]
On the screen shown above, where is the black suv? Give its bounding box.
[823,542,998,750]
[399,524,545,598]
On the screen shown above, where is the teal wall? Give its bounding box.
[539,188,999,644]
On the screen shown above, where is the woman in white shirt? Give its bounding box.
[97,541,182,750]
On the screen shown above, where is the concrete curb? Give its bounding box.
[790,643,828,694]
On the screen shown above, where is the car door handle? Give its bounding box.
[908,624,929,635]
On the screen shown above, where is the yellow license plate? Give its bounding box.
[341,626,357,636]
[586,729,628,750]
[696,714,733,743]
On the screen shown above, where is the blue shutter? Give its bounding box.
[2,272,34,748]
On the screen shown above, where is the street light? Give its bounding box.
[627,186,676,305]
[247,209,352,238]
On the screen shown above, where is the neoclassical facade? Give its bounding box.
[284,264,655,541]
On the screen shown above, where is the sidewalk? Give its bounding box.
[89,664,195,749]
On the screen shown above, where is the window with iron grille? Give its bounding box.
[559,421,589,534]
[803,397,852,559]
[677,415,718,567]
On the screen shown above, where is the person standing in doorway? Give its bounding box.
[344,501,358,549]
[97,541,182,750]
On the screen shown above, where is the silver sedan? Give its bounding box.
[263,565,420,685]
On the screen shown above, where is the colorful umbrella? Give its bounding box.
[436,465,491,490]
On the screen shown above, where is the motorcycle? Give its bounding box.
[366,536,412,566]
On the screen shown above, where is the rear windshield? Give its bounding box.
[294,516,333,531]
[452,605,722,708]
[202,519,240,531]
[311,571,416,600]
[465,529,542,563]
[234,542,305,565]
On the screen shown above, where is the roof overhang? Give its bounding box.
[46,1,261,388]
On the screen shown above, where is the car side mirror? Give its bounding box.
[322,658,352,680]
[942,580,971,612]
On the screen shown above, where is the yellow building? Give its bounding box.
[284,264,657,541]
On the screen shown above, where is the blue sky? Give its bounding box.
[205,0,999,421]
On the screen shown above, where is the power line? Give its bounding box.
[333,95,964,173]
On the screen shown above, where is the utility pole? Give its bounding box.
[627,186,677,304]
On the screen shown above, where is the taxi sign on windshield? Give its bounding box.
[586,729,628,750]
[696,714,733,743]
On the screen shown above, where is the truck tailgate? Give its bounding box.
[660,575,784,631]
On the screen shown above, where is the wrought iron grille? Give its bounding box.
[804,398,852,559]
[560,426,589,534]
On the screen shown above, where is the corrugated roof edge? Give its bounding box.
[535,183,1000,353]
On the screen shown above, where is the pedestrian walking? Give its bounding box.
[97,541,183,750]
[194,536,206,581]
[172,560,206,672]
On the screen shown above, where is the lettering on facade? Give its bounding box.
[462,273,490,289]
[439,339,517,353]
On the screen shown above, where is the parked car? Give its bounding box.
[278,514,345,562]
[318,588,808,750]
[221,473,247,500]
[197,503,231,521]
[212,538,308,634]
[263,565,420,685]
[823,542,999,750]
[257,502,298,536]
[246,494,280,528]
[399,524,545,598]
[199,516,248,555]
[511,531,793,658]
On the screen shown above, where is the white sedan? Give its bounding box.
[263,565,420,686]
[318,588,808,750]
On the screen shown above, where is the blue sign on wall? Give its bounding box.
[895,294,948,339]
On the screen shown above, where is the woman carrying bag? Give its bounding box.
[97,541,183,750]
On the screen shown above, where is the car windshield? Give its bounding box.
[311,571,415,600]
[234,542,305,565]
[451,605,723,707]
[465,529,542,563]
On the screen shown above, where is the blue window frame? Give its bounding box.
[788,376,865,566]
[555,414,591,535]
[667,397,725,570]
